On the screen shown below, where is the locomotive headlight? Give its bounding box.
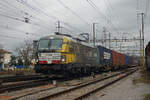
[36,59,39,62]
[61,56,66,62]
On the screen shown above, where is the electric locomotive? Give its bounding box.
[34,33,99,75]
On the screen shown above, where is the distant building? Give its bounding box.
[0,49,12,64]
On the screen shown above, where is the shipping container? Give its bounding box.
[124,55,132,65]
[120,53,125,65]
[112,51,125,66]
[0,64,1,71]
[15,65,25,69]
[97,46,112,66]
[131,56,134,65]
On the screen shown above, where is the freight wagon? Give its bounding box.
[125,55,132,66]
[112,51,125,70]
[97,46,112,71]
[97,46,135,71]
[131,56,135,65]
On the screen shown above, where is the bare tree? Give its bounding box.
[15,40,34,67]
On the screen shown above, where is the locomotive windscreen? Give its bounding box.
[38,39,63,51]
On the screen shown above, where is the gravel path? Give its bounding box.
[85,70,150,100]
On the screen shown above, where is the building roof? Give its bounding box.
[0,49,11,54]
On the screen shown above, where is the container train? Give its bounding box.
[34,33,136,76]
[145,42,150,71]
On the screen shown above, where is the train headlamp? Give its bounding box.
[61,56,66,62]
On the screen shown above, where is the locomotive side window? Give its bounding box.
[89,50,92,57]
[94,52,98,57]
[76,44,80,54]
[69,43,74,53]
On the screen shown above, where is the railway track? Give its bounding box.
[0,74,45,83]
[0,78,50,93]
[8,69,127,100]
[0,75,67,95]
[0,68,137,100]
[37,68,138,100]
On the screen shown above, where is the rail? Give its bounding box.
[38,68,138,100]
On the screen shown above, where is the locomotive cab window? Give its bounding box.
[38,39,63,50]
[38,39,49,50]
[49,39,63,50]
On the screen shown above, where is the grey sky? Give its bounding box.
[0,0,149,55]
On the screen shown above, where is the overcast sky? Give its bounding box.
[0,0,149,55]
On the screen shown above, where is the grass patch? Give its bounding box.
[143,94,150,100]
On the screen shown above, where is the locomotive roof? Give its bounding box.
[40,35,65,39]
[40,34,94,48]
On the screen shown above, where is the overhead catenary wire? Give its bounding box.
[0,0,46,23]
[0,13,25,22]
[63,27,74,34]
[0,24,36,36]
[0,1,53,37]
[0,12,50,30]
[88,0,119,32]
[0,2,23,17]
[0,0,54,31]
[56,0,101,33]
[2,0,118,36]
[0,1,60,36]
[0,1,51,29]
[57,0,90,26]
[33,0,85,33]
[0,34,24,39]
[0,32,26,37]
[86,0,109,22]
[86,0,120,33]
[105,0,114,11]
[16,0,61,24]
[16,0,84,33]
[0,4,51,36]
[0,24,51,38]
[103,0,114,19]
[62,22,84,33]
[144,0,150,19]
[103,0,121,30]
